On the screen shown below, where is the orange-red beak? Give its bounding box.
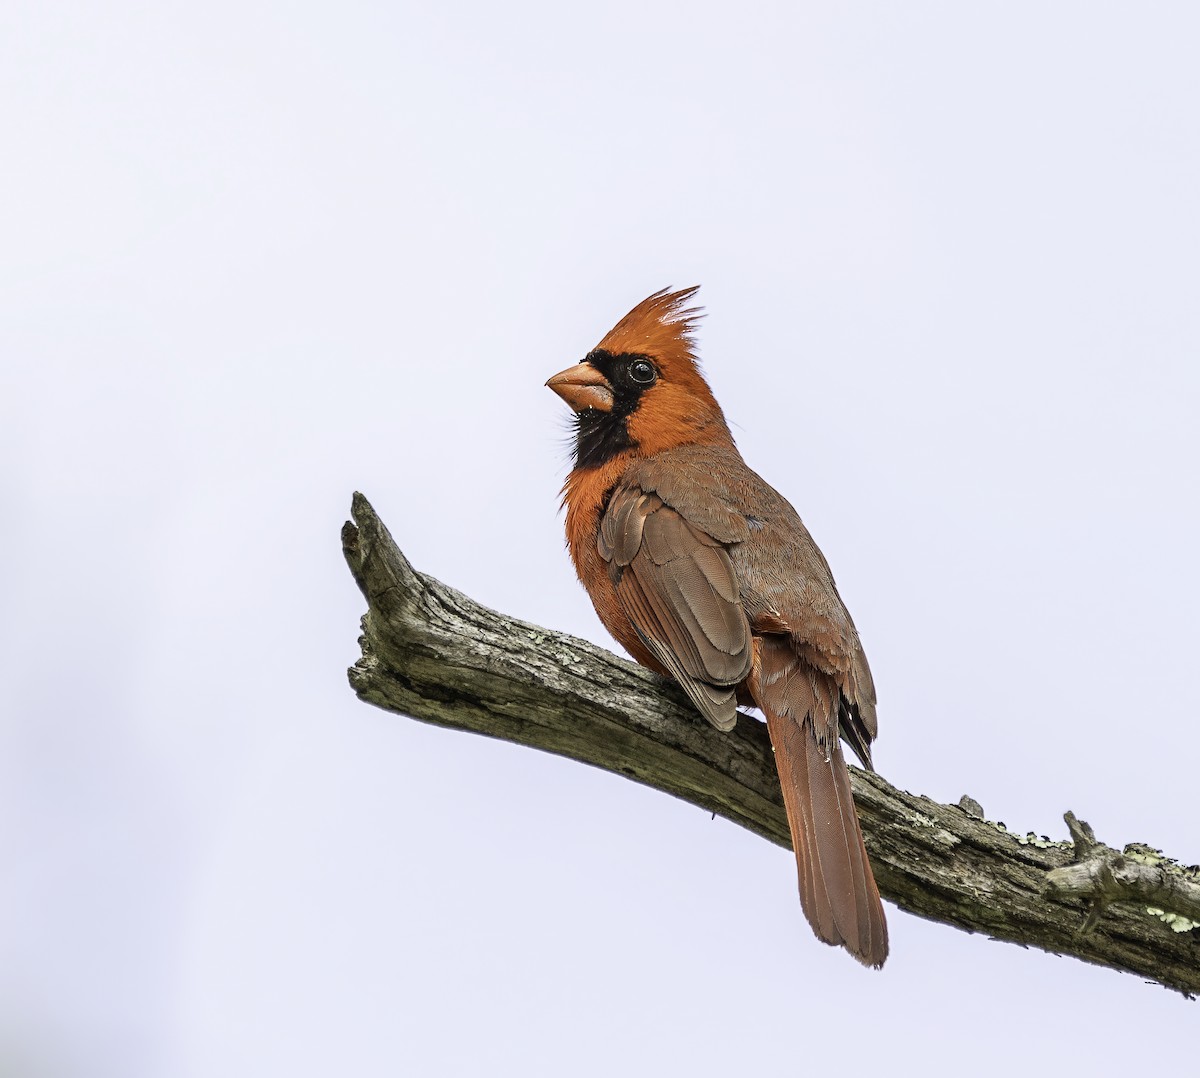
[545,362,614,413]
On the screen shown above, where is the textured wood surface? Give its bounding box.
[342,492,1200,995]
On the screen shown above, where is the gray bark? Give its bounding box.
[342,492,1200,996]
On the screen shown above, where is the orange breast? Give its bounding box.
[563,461,667,676]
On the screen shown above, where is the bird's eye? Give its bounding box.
[628,359,657,385]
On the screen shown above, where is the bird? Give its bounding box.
[546,286,888,967]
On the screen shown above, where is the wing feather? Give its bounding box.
[597,482,751,731]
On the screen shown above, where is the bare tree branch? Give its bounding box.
[342,492,1200,996]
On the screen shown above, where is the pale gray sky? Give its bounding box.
[3,3,1199,1076]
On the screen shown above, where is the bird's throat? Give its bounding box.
[573,408,635,470]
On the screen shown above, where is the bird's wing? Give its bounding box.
[597,484,752,732]
[746,604,876,770]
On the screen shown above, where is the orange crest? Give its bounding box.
[594,286,704,372]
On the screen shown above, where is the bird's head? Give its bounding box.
[546,286,732,470]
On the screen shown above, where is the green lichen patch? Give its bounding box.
[1145,907,1200,933]
[1125,843,1169,866]
[1017,832,1058,849]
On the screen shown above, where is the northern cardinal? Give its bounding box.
[547,286,887,966]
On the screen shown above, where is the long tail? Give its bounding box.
[751,643,888,966]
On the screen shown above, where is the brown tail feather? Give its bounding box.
[762,703,888,967]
